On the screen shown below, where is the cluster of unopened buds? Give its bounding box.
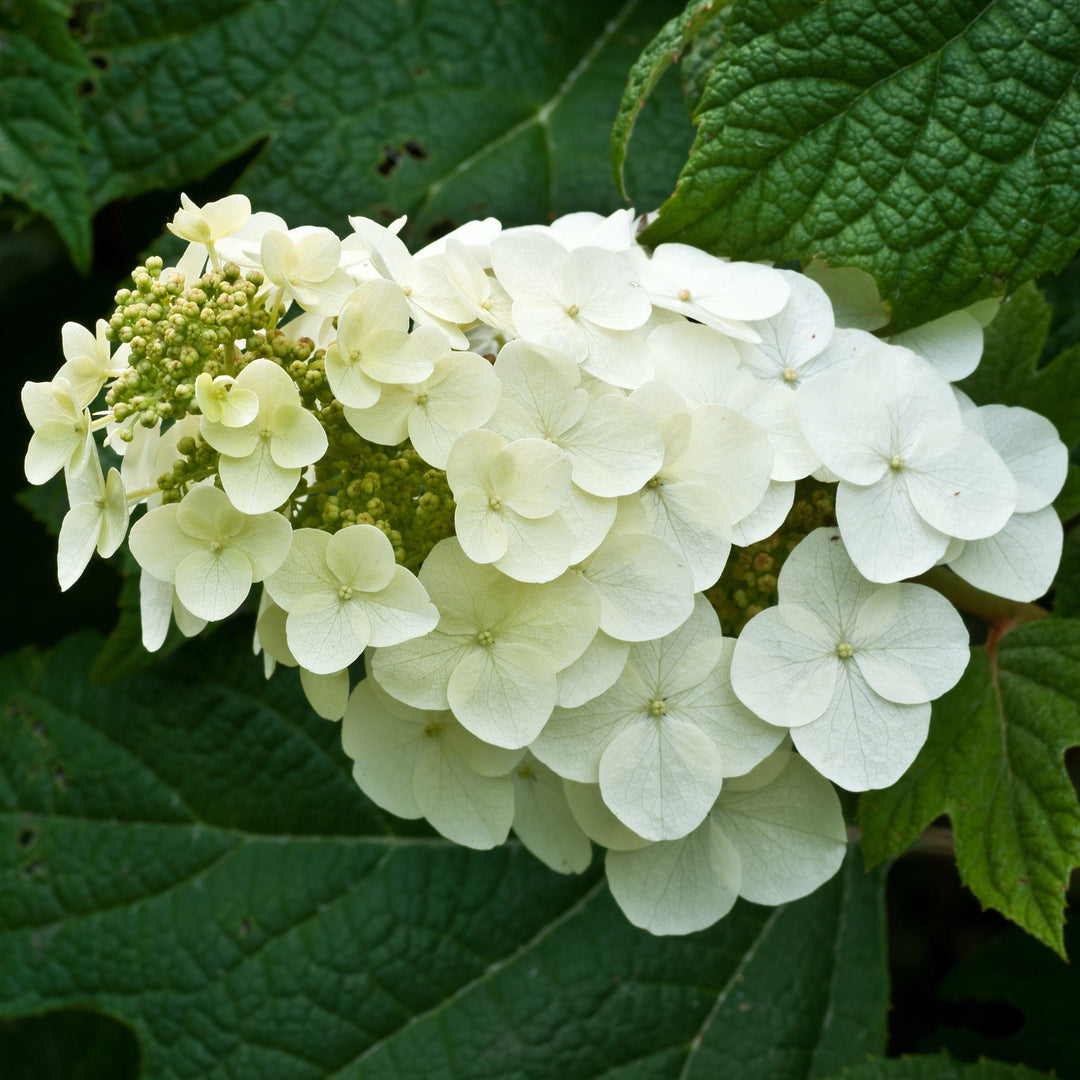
[22,193,1067,934]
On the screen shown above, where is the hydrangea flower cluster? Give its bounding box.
[23,194,1067,936]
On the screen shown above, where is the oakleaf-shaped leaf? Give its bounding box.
[611,0,729,200]
[1,631,888,1079]
[959,282,1080,449]
[859,618,1080,958]
[640,0,1080,331]
[0,2,93,270]
[77,0,693,245]
[837,1058,1056,1080]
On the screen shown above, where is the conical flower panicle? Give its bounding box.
[24,192,1067,937]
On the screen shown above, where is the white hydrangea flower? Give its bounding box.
[510,754,593,874]
[200,358,328,514]
[343,331,499,468]
[57,455,127,590]
[253,594,350,721]
[263,524,438,675]
[119,415,200,508]
[531,597,784,840]
[138,569,208,652]
[347,215,475,347]
[627,379,773,589]
[442,237,516,338]
[647,320,819,482]
[194,373,259,427]
[546,208,637,252]
[21,377,94,484]
[446,427,574,582]
[573,530,695,643]
[57,320,130,407]
[129,483,292,621]
[630,242,789,341]
[946,404,1068,600]
[731,528,969,789]
[324,279,435,409]
[490,230,653,387]
[732,269,837,384]
[489,340,664,497]
[802,260,891,331]
[796,345,1017,582]
[259,226,357,316]
[342,676,523,849]
[892,309,984,382]
[604,744,846,934]
[555,629,631,708]
[371,538,599,749]
[167,192,251,246]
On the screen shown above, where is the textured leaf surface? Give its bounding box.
[611,0,728,201]
[640,0,1080,330]
[933,924,1080,1079]
[0,1,93,270]
[858,619,1080,957]
[0,632,887,1079]
[959,283,1080,448]
[76,0,692,246]
[839,1058,1055,1080]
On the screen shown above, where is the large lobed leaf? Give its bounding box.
[838,1060,1054,1080]
[932,923,1080,1078]
[859,619,1080,958]
[959,282,1080,450]
[8,0,693,262]
[0,1,93,270]
[0,631,889,1079]
[611,0,728,201]
[639,0,1080,331]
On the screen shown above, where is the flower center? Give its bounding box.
[415,392,429,406]
[565,303,580,318]
[677,287,691,302]
[488,495,502,511]
[782,366,798,383]
[889,454,906,471]
[338,585,355,601]
[648,698,666,716]
[423,721,442,738]
[836,641,854,659]
[209,540,223,553]
[476,629,495,647]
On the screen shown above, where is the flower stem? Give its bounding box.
[911,565,1049,628]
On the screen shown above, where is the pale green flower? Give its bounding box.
[264,524,438,675]
[129,484,292,621]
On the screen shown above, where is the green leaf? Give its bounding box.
[1,631,888,1079]
[639,0,1080,331]
[1038,251,1080,361]
[611,0,728,201]
[959,281,1080,448]
[677,14,728,115]
[77,0,693,244]
[932,924,1080,1079]
[0,2,93,270]
[858,619,1080,958]
[1051,527,1080,618]
[836,1057,1055,1080]
[1053,464,1080,521]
